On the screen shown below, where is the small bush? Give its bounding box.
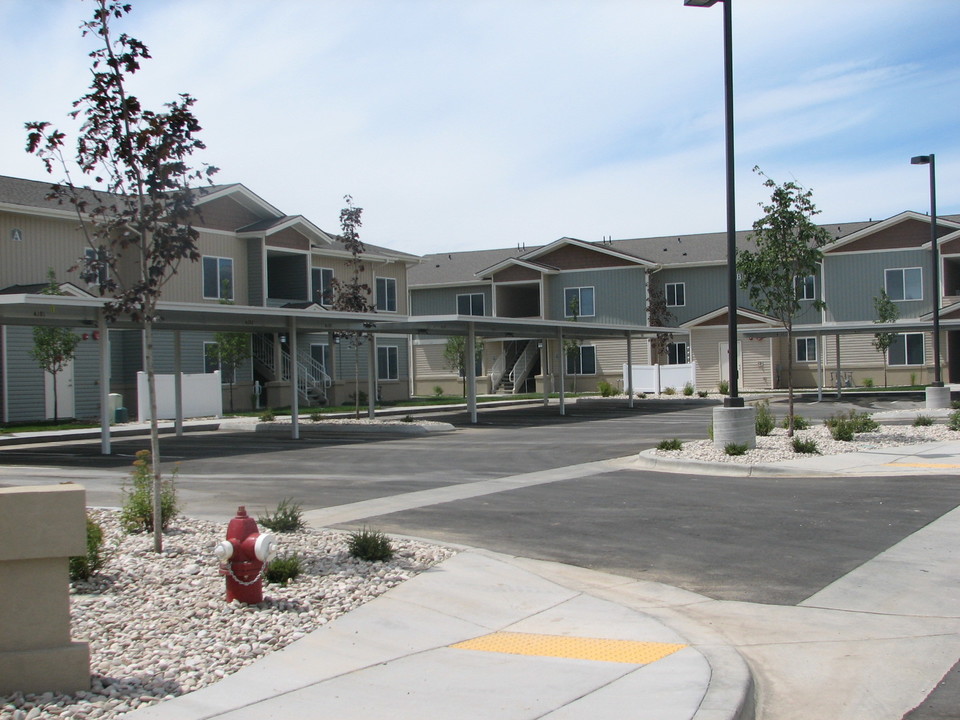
[724,442,748,456]
[718,380,729,395]
[432,385,444,398]
[782,415,810,431]
[265,554,302,585]
[792,437,819,454]
[401,415,414,423]
[826,418,855,441]
[348,527,394,562]
[948,410,960,431]
[120,450,178,533]
[862,377,874,388]
[755,401,775,436]
[913,414,934,427]
[951,400,960,410]
[663,386,676,396]
[697,390,708,398]
[682,382,694,397]
[636,392,647,399]
[825,410,878,437]
[259,409,276,422]
[657,438,683,451]
[70,514,105,582]
[310,412,323,422]
[597,380,615,397]
[258,498,305,533]
[707,422,714,441]
[910,372,917,387]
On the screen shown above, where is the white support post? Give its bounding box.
[289,318,299,440]
[98,312,111,455]
[367,334,377,419]
[466,323,477,424]
[173,330,183,436]
[816,332,823,402]
[626,332,634,408]
[557,328,566,416]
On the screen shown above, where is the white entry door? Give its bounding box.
[718,341,743,385]
[44,360,75,419]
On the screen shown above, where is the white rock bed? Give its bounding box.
[652,422,959,465]
[0,511,455,720]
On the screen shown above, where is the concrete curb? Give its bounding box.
[0,422,221,446]
[635,449,834,478]
[251,421,456,436]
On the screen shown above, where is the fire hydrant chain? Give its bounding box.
[215,506,278,603]
[221,564,266,586]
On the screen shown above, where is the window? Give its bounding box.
[377,345,399,380]
[566,345,597,375]
[795,337,817,362]
[796,275,816,301]
[310,343,331,375]
[203,342,233,383]
[376,277,397,312]
[457,293,485,316]
[312,267,334,305]
[665,282,685,307]
[564,287,595,318]
[83,247,108,285]
[885,268,923,301]
[203,256,234,300]
[889,333,925,366]
[667,342,688,365]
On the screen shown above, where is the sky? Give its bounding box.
[3,0,960,256]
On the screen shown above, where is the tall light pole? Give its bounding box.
[684,0,743,408]
[911,154,942,388]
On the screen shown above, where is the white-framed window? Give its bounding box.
[457,293,484,316]
[796,275,816,301]
[888,333,925,366]
[83,247,108,285]
[377,345,399,380]
[566,345,597,375]
[885,267,923,301]
[795,336,817,362]
[203,256,234,300]
[564,287,595,318]
[667,342,688,365]
[312,267,334,305]
[202,342,233,383]
[375,277,397,312]
[665,282,685,307]
[310,343,331,375]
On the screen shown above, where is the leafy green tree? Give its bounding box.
[645,273,675,365]
[30,271,81,423]
[26,0,217,551]
[563,295,581,392]
[737,169,831,435]
[329,195,373,418]
[443,335,482,396]
[208,330,251,413]
[872,288,900,388]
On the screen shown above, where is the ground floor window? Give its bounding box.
[377,345,399,380]
[310,343,331,376]
[795,337,817,362]
[888,333,924,366]
[566,345,597,375]
[666,342,688,365]
[203,342,234,383]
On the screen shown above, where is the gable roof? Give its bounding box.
[824,211,960,253]
[681,306,780,328]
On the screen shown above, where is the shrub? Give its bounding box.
[348,527,394,562]
[724,442,748,456]
[718,380,729,395]
[847,411,879,433]
[707,422,714,441]
[948,410,960,431]
[258,498,305,533]
[952,400,960,410]
[910,372,917,387]
[401,415,414,423]
[755,401,775,436]
[663,386,676,396]
[862,377,874,388]
[264,554,302,585]
[120,450,178,533]
[826,418,854,441]
[597,380,615,397]
[782,415,810,431]
[697,390,708,398]
[636,392,647,399]
[69,514,105,582]
[825,410,878,436]
[310,412,323,422]
[682,382,694,397]
[792,437,819,454]
[259,409,276,422]
[432,385,444,398]
[657,438,683,451]
[913,414,934,427]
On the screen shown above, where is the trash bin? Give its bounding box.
[114,407,128,424]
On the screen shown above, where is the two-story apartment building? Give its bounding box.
[0,176,418,423]
[409,211,960,396]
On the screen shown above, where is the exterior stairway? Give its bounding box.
[491,340,539,394]
[252,333,332,405]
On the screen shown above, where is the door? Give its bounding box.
[718,341,743,386]
[44,359,75,420]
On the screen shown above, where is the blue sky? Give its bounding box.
[3,0,959,255]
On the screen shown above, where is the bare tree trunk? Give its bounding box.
[52,372,59,424]
[144,320,163,552]
[786,327,795,437]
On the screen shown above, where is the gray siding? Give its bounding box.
[411,284,492,316]
[246,239,264,306]
[824,249,931,322]
[656,266,753,325]
[546,268,646,324]
[4,326,45,422]
[73,337,103,420]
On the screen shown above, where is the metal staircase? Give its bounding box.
[252,334,332,405]
[491,340,539,394]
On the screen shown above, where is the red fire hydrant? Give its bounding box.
[214,506,277,604]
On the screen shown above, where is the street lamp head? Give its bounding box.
[684,0,721,5]
[911,155,932,165]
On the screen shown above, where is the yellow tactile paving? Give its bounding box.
[886,462,960,468]
[450,631,686,665]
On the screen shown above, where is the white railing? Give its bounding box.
[489,349,508,392]
[509,341,539,393]
[252,334,332,403]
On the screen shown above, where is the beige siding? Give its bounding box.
[0,211,91,288]
[162,231,247,304]
[689,327,777,391]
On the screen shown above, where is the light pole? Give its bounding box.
[910,154,942,389]
[684,0,743,408]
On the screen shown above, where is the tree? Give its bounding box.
[872,289,900,388]
[563,295,581,392]
[26,0,218,551]
[443,335,482,396]
[208,329,251,413]
[30,271,82,423]
[329,195,374,418]
[737,169,831,435]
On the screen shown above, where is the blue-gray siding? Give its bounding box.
[824,249,931,322]
[411,285,492,316]
[545,268,646,324]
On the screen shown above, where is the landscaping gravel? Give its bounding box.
[0,511,455,720]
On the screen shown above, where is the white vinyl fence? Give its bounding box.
[622,363,696,394]
[137,371,223,422]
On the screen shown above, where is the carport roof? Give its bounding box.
[742,318,960,338]
[378,315,685,340]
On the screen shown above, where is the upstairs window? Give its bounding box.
[885,267,922,301]
[564,287,595,318]
[376,277,397,312]
[457,293,485,316]
[203,256,234,300]
[312,267,334,305]
[796,275,816,301]
[665,282,685,307]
